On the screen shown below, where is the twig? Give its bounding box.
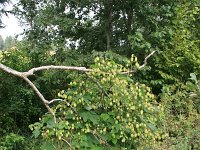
[121,51,156,74]
[48,99,64,104]
[91,131,110,147]
[61,138,72,148]
[139,50,156,69]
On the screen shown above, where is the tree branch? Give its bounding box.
[0,51,155,123]
[48,99,64,104]
[61,138,72,148]
[0,63,93,123]
[23,77,57,123]
[121,51,156,74]
[23,65,92,76]
[0,63,22,77]
[139,50,156,69]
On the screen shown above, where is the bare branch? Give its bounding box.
[23,65,92,76]
[91,130,110,147]
[0,63,93,123]
[121,51,156,74]
[139,50,156,69]
[0,63,22,77]
[23,77,49,104]
[23,77,57,123]
[0,51,156,123]
[120,70,136,74]
[48,99,64,104]
[61,138,72,148]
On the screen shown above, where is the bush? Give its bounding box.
[29,56,164,149]
[0,133,25,150]
[0,47,45,134]
[155,74,200,149]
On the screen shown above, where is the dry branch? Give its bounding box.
[121,50,156,74]
[139,50,156,69]
[0,63,92,123]
[0,51,156,123]
[23,65,92,76]
[48,99,64,104]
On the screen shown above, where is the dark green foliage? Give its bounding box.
[14,0,177,55]
[155,1,200,83]
[0,48,44,134]
[0,133,25,150]
[154,82,200,149]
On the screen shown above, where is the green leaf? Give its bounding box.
[112,138,118,144]
[84,105,93,110]
[91,145,105,150]
[100,113,110,121]
[80,111,99,124]
[147,123,157,131]
[33,129,40,138]
[46,119,55,129]
[114,124,121,132]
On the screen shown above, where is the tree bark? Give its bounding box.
[127,8,133,34]
[125,4,134,56]
[104,0,113,50]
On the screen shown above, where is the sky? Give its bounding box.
[0,0,23,39]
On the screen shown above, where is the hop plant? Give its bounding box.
[30,56,164,149]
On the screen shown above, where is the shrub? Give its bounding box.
[29,56,164,149]
[156,74,200,149]
[0,133,24,150]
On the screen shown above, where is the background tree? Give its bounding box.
[0,35,4,50]
[4,35,16,49]
[14,0,175,55]
[0,0,10,28]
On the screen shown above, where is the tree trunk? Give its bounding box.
[105,0,113,50]
[127,8,133,34]
[125,5,134,56]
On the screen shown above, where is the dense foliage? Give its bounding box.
[30,56,164,149]
[0,0,199,149]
